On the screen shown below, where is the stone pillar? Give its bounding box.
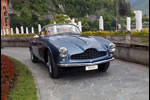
[127,17,131,31]
[78,21,82,32]
[118,24,121,30]
[71,18,75,24]
[21,26,24,34]
[136,11,142,31]
[38,24,41,33]
[99,16,104,30]
[71,19,76,31]
[16,27,19,34]
[74,23,77,26]
[53,22,57,33]
[26,27,29,34]
[2,29,6,35]
[6,28,9,35]
[11,28,13,35]
[1,30,3,36]
[31,27,34,33]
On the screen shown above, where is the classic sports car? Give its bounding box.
[29,24,115,78]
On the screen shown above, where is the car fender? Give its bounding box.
[45,47,57,66]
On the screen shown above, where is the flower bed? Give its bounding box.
[82,29,149,36]
[131,29,149,36]
[1,55,17,100]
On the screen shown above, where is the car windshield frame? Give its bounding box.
[40,24,81,36]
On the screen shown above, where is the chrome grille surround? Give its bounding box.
[71,48,107,60]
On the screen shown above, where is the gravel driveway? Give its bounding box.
[1,47,149,100]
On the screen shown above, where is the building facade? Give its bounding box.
[1,0,10,35]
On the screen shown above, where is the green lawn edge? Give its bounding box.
[8,57,38,100]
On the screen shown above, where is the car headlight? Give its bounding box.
[109,43,116,52]
[59,47,68,57]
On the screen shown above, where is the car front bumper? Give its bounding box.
[58,57,115,67]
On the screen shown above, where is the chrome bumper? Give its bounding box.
[58,57,115,67]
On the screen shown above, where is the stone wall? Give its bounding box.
[1,36,33,47]
[114,43,149,65]
[95,34,149,46]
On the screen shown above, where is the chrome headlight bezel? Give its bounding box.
[109,43,116,52]
[59,47,68,58]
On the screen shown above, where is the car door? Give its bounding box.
[31,36,40,58]
[36,29,48,62]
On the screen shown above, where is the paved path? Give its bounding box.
[1,47,149,100]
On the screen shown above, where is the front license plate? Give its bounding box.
[85,65,98,71]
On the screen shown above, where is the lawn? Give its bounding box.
[7,57,38,100]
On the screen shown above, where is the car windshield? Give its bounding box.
[42,24,80,35]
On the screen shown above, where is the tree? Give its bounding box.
[50,14,71,24]
[20,8,32,27]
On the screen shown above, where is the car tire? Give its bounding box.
[98,62,110,72]
[47,51,59,78]
[30,49,38,63]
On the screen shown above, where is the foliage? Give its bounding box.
[131,29,149,36]
[1,55,38,100]
[30,0,49,14]
[83,30,130,35]
[101,12,116,30]
[8,57,38,100]
[10,0,133,31]
[20,8,32,26]
[1,55,17,100]
[118,0,131,16]
[50,14,71,24]
[143,15,149,22]
[11,0,24,11]
[56,0,132,17]
[79,17,99,31]
[10,0,54,32]
[79,13,116,31]
[83,29,149,36]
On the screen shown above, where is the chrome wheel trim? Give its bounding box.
[47,55,52,73]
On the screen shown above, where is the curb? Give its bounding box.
[32,74,41,100]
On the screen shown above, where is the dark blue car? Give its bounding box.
[29,24,115,78]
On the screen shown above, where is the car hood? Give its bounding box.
[47,35,108,55]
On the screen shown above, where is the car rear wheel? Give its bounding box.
[30,49,38,63]
[98,62,110,72]
[47,51,59,78]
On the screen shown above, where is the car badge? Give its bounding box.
[90,60,93,63]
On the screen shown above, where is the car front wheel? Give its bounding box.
[98,62,110,72]
[47,51,59,78]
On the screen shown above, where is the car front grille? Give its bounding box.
[71,48,107,60]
